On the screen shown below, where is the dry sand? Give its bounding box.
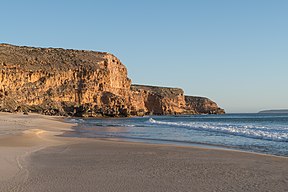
[0,112,78,191]
[0,113,287,192]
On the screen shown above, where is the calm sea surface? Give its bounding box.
[66,113,288,157]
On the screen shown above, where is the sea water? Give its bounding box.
[66,113,288,157]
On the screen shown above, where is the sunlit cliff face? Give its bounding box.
[0,44,224,117]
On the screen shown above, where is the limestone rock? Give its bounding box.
[0,44,225,117]
[130,85,186,115]
[0,44,131,117]
[185,96,225,114]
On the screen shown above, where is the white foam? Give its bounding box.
[68,118,85,123]
[148,118,288,142]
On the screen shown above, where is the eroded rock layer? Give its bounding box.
[185,96,225,114]
[0,44,224,116]
[130,85,186,115]
[0,44,131,116]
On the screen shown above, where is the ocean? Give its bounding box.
[66,113,288,157]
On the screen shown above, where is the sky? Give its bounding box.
[1,0,287,113]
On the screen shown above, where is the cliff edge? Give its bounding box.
[0,44,224,117]
[130,85,186,115]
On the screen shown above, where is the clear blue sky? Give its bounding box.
[1,0,288,113]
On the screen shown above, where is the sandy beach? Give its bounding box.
[0,113,287,192]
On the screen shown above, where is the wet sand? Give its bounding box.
[0,113,287,192]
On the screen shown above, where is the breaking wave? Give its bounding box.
[148,118,288,142]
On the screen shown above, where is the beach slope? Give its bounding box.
[0,113,287,192]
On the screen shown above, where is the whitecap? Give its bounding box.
[147,118,288,142]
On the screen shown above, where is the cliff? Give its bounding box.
[185,96,225,114]
[0,44,224,116]
[130,85,225,115]
[0,44,131,116]
[130,85,186,115]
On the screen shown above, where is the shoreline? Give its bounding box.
[62,130,288,159]
[65,115,288,158]
[0,112,287,191]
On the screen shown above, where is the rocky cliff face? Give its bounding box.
[185,96,225,114]
[130,85,225,115]
[0,44,224,116]
[130,85,186,115]
[0,44,131,116]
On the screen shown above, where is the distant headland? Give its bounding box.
[259,109,288,114]
[0,44,224,117]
